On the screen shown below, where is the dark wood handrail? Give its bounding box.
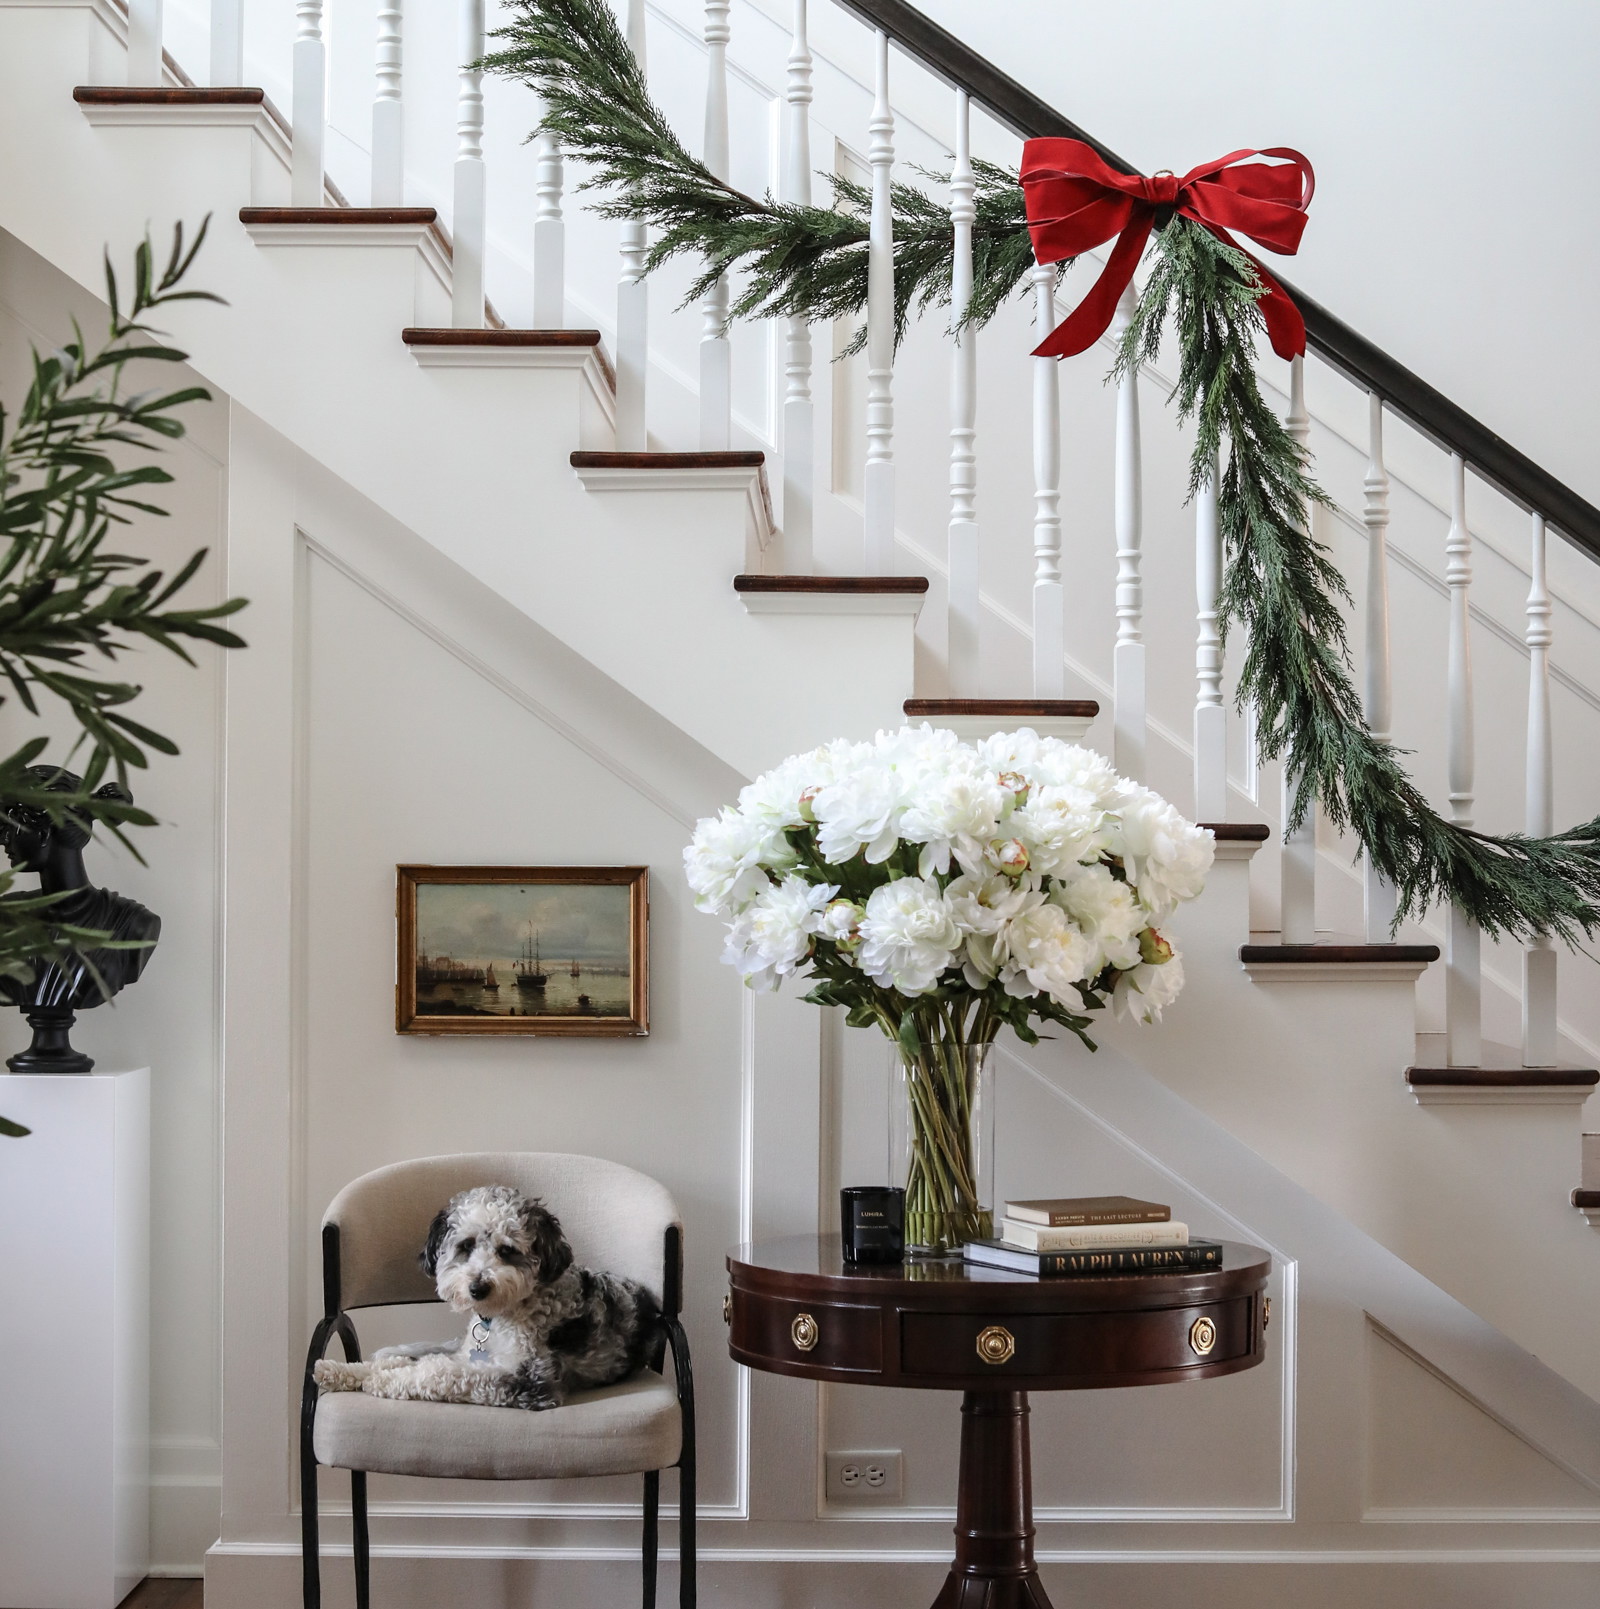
[831,0,1600,561]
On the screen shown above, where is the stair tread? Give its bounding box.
[1241,938,1441,963]
[240,206,438,224]
[1573,1190,1600,1208]
[1408,1064,1597,1085]
[735,574,927,593]
[904,698,1099,717]
[574,451,764,469]
[76,86,265,104]
[404,328,601,347]
[1199,823,1271,841]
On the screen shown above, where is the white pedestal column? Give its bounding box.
[0,1067,150,1609]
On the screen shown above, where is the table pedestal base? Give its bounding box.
[931,1390,1054,1609]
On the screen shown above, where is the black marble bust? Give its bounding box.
[0,768,161,1074]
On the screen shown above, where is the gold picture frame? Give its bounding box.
[396,865,649,1037]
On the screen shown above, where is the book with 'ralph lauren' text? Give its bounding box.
[963,1239,1224,1277]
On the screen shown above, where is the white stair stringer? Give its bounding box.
[1087,848,1600,1404]
[0,0,915,781]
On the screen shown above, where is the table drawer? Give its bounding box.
[732,1290,884,1374]
[900,1298,1254,1380]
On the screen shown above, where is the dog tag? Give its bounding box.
[469,1317,491,1364]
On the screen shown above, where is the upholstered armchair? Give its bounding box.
[301,1153,695,1608]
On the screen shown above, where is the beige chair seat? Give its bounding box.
[313,1370,682,1482]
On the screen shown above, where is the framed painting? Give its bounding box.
[396,865,649,1037]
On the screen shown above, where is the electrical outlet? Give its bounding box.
[825,1449,903,1503]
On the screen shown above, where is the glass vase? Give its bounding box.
[888,1033,995,1257]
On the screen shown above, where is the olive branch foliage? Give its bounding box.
[0,220,246,1130]
[484,0,1600,948]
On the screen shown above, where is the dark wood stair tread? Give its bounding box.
[405,328,601,347]
[1572,1190,1600,1209]
[240,207,438,225]
[573,451,765,469]
[1240,940,1440,964]
[1204,823,1271,842]
[734,574,927,593]
[1408,1067,1597,1087]
[904,699,1098,718]
[76,86,265,104]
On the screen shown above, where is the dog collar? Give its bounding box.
[469,1316,491,1363]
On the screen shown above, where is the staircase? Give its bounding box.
[6,0,1600,1601]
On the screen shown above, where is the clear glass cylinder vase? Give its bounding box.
[887,1034,995,1258]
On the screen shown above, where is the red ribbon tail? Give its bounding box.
[1209,226,1306,359]
[1031,214,1154,359]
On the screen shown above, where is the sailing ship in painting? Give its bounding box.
[515,925,548,991]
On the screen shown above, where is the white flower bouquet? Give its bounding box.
[684,726,1214,1251]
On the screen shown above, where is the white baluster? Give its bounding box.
[863,29,896,573]
[1445,453,1481,1066]
[128,0,162,86]
[451,0,487,328]
[1280,355,1314,932]
[945,89,979,694]
[290,0,326,207]
[1362,393,1398,940]
[1031,262,1063,697]
[1193,449,1226,820]
[699,0,732,448]
[1112,283,1143,778]
[371,0,404,207]
[1523,511,1558,1066]
[210,0,242,87]
[779,0,814,571]
[615,0,650,449]
[532,125,565,327]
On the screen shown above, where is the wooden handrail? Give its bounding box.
[831,0,1600,561]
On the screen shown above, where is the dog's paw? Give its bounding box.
[313,1359,371,1392]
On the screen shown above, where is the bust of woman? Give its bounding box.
[0,767,160,1073]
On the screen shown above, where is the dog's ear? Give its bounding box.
[420,1207,451,1279]
[521,1196,573,1282]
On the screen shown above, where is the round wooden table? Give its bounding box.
[726,1235,1271,1608]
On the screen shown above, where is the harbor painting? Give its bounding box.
[396,866,649,1037]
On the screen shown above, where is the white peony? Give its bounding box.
[858,876,962,994]
[810,760,910,865]
[736,747,834,830]
[817,897,865,951]
[1106,783,1215,920]
[899,756,1006,878]
[1002,900,1096,1007]
[1049,861,1145,972]
[1111,946,1186,1023]
[1011,782,1105,876]
[946,874,1045,986]
[721,875,837,992]
[683,807,794,916]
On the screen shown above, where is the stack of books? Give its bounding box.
[963,1195,1224,1277]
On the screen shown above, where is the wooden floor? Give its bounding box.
[121,1579,203,1609]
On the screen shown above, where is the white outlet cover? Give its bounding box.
[825,1449,903,1503]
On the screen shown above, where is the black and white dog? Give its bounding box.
[314,1185,661,1410]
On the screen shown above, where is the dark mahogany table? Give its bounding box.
[726,1235,1271,1608]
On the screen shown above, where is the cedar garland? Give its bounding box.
[482,0,1600,946]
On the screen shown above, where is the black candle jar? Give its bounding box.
[840,1186,906,1264]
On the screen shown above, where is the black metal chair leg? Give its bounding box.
[301,1454,321,1609]
[642,1469,660,1609]
[677,1449,695,1609]
[351,1470,371,1609]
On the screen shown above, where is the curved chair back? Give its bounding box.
[323,1152,681,1312]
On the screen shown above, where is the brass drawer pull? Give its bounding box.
[791,1312,819,1351]
[976,1324,1015,1365]
[1189,1315,1218,1356]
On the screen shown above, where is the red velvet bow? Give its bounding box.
[1020,140,1315,360]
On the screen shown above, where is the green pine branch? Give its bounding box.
[481,0,1042,347]
[1120,218,1600,944]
